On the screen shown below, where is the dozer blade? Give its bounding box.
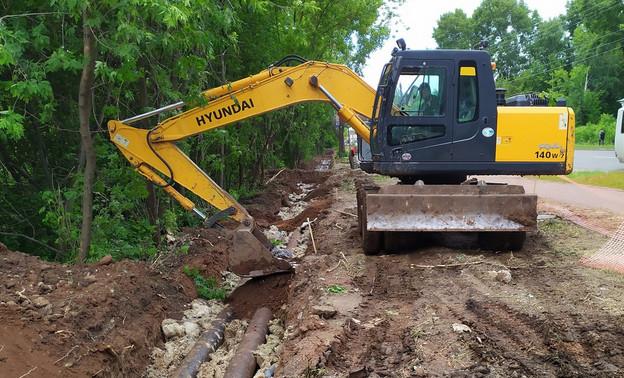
[228,222,294,277]
[366,185,537,232]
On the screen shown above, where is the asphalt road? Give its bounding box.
[486,175,624,216]
[573,149,624,172]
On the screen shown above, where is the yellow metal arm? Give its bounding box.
[108,60,376,222]
[147,61,374,143]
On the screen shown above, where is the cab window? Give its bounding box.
[458,64,478,123]
[392,66,446,117]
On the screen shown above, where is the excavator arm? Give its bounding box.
[107,59,376,276]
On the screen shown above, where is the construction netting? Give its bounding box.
[579,221,624,274]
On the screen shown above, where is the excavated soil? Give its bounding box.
[1,149,624,377]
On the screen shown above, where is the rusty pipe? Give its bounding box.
[223,307,273,378]
[171,307,233,378]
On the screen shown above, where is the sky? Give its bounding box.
[362,0,569,86]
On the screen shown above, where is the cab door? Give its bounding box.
[380,60,456,162]
[451,61,497,162]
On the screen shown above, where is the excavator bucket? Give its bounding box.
[366,184,537,232]
[357,183,537,253]
[228,223,294,277]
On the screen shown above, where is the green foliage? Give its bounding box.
[327,284,347,293]
[0,109,25,140]
[0,0,395,263]
[576,114,616,145]
[184,266,228,301]
[39,187,81,259]
[434,10,475,50]
[434,0,624,125]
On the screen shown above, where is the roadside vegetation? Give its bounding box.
[575,114,618,147]
[0,0,401,263]
[1,0,622,264]
[536,171,624,191]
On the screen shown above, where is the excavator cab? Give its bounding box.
[362,48,572,182]
[355,45,574,253]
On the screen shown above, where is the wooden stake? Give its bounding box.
[307,217,317,254]
[335,209,357,218]
[265,168,285,184]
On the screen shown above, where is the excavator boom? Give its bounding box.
[108,60,376,276]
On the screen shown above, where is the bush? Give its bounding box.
[184,266,228,301]
[576,113,616,145]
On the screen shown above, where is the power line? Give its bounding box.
[499,0,624,84]
[576,0,622,25]
[527,28,624,69]
[505,43,623,85]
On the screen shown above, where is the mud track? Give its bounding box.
[1,150,623,377]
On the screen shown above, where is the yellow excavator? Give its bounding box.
[108,40,574,277]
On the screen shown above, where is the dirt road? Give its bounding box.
[1,153,623,377]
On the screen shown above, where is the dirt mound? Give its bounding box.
[178,227,230,280]
[226,273,293,319]
[0,153,334,376]
[0,247,196,377]
[2,152,624,377]
[241,169,332,228]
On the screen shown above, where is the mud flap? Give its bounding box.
[228,222,294,277]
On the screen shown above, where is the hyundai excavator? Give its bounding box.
[108,40,574,277]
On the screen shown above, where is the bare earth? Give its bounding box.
[1,151,624,377]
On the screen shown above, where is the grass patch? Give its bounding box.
[184,265,228,301]
[327,284,348,293]
[538,219,586,256]
[529,171,624,190]
[575,143,613,150]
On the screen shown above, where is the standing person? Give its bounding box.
[599,129,605,145]
[349,146,357,168]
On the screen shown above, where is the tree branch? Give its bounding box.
[0,232,60,253]
[0,12,62,24]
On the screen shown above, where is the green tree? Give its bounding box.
[472,0,537,79]
[433,9,476,50]
[0,0,396,263]
[565,0,624,117]
[550,65,602,125]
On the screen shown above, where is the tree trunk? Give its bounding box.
[336,118,345,158]
[76,7,97,264]
[219,51,227,188]
[251,117,276,184]
[138,60,161,245]
[30,102,53,191]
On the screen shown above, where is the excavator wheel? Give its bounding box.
[357,185,382,255]
[383,231,429,253]
[399,174,467,185]
[478,231,526,251]
[361,227,382,255]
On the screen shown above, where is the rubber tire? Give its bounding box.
[357,187,382,255]
[399,174,467,185]
[361,228,382,255]
[478,231,526,251]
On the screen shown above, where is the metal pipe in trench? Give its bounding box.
[223,307,273,378]
[171,307,233,378]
